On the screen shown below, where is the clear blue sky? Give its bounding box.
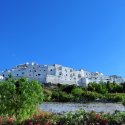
[0,0,125,77]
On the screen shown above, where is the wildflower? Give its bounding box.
[34,122,40,125]
[95,114,101,120]
[41,114,45,118]
[0,116,3,124]
[44,121,50,125]
[100,119,109,125]
[33,114,37,118]
[8,117,14,123]
[28,121,33,125]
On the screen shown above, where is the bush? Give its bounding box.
[59,92,74,102]
[61,84,77,93]
[82,91,103,101]
[71,87,83,97]
[0,78,44,123]
[51,91,60,101]
[43,89,52,101]
[53,110,125,125]
[107,93,124,102]
[88,82,108,94]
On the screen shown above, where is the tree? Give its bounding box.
[88,82,108,94]
[0,78,44,123]
[71,88,83,97]
[62,84,76,93]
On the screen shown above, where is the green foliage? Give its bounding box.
[55,110,87,125]
[51,110,125,125]
[45,83,125,102]
[122,100,125,106]
[107,93,125,102]
[2,109,125,125]
[107,82,124,93]
[82,91,103,101]
[52,91,74,102]
[71,87,83,101]
[0,78,44,123]
[59,92,74,102]
[88,82,108,94]
[61,84,77,93]
[51,91,60,101]
[71,87,83,97]
[43,89,52,101]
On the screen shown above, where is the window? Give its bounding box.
[66,74,67,76]
[22,72,24,74]
[59,67,62,70]
[34,70,36,72]
[38,74,41,76]
[44,70,46,71]
[70,74,72,77]
[3,74,4,77]
[50,69,52,71]
[30,70,31,72]
[17,74,19,76]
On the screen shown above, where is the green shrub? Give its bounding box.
[88,82,108,94]
[43,89,52,101]
[52,110,125,125]
[62,84,77,93]
[51,91,59,101]
[0,78,44,123]
[107,93,124,102]
[82,91,103,101]
[71,87,83,97]
[58,92,73,102]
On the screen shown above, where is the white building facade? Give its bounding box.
[0,75,4,81]
[1,62,125,87]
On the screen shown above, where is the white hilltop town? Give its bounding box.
[0,62,125,87]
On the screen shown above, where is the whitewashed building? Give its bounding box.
[1,62,125,87]
[0,75,4,81]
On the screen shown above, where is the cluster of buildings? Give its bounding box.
[0,62,125,87]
